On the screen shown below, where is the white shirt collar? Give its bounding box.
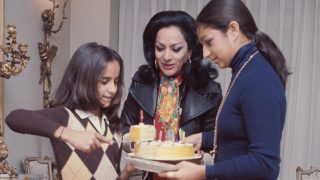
[74,109,109,134]
[75,109,108,124]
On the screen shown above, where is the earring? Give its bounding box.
[154,60,158,70]
[188,57,192,63]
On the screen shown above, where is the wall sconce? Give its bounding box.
[39,0,69,108]
[0,25,30,79]
[0,24,30,177]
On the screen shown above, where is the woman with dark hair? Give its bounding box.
[121,10,222,179]
[6,42,134,180]
[159,0,290,180]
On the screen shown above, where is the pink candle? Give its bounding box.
[139,109,144,123]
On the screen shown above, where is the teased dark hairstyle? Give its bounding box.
[141,10,217,88]
[197,0,290,88]
[54,42,124,132]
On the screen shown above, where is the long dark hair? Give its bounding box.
[197,0,290,88]
[54,42,124,132]
[141,10,218,88]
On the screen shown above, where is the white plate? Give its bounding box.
[127,153,202,161]
[126,157,178,173]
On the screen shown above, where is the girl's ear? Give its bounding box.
[227,21,240,42]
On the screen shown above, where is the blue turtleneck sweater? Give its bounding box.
[202,43,286,180]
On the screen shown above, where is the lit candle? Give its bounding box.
[139,109,144,123]
[159,130,162,141]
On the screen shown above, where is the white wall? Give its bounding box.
[70,0,111,55]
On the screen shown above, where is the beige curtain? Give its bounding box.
[119,1,320,179]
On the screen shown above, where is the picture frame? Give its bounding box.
[44,156,59,180]
[23,157,53,180]
[296,166,320,180]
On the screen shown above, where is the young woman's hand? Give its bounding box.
[119,162,136,180]
[184,133,202,151]
[158,161,206,180]
[55,127,113,153]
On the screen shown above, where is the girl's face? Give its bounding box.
[97,59,120,108]
[197,25,237,69]
[155,26,192,77]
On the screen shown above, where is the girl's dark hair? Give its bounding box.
[197,0,290,88]
[141,10,217,88]
[54,42,124,132]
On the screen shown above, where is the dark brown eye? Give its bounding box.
[172,47,182,53]
[114,79,119,86]
[100,77,110,85]
[155,46,164,52]
[101,80,108,85]
[204,38,213,47]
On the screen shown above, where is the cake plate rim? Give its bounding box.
[127,152,202,161]
[126,156,178,173]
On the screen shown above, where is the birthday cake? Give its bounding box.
[134,141,195,159]
[129,123,156,142]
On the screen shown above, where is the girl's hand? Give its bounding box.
[158,161,206,180]
[119,162,136,180]
[184,133,202,151]
[56,127,113,153]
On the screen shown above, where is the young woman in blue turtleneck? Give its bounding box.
[159,0,291,180]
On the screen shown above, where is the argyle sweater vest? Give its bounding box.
[53,108,120,180]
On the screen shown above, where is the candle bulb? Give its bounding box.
[7,25,16,33]
[18,44,28,52]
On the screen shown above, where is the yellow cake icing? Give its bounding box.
[134,141,159,158]
[129,123,156,142]
[134,141,195,159]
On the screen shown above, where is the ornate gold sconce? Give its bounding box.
[39,0,69,108]
[0,25,30,177]
[0,25,30,79]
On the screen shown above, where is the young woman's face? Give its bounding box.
[197,25,236,68]
[155,26,191,77]
[97,59,120,108]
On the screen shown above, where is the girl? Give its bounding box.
[159,0,290,179]
[6,42,134,180]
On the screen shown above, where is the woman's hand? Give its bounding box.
[55,127,113,153]
[184,133,202,151]
[158,161,206,180]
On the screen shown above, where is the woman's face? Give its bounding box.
[96,59,120,108]
[155,26,191,77]
[197,25,237,69]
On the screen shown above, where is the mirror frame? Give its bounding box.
[0,0,4,134]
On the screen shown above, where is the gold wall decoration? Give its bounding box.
[0,18,30,180]
[0,135,16,177]
[0,25,30,79]
[39,0,69,108]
